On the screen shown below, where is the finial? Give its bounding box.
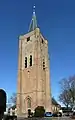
[28,5,37,32]
[33,5,36,15]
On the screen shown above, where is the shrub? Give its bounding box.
[34,106,45,117]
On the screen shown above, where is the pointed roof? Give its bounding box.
[29,5,37,32]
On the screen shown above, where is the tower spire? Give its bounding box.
[29,5,37,32]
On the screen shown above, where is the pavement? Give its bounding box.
[50,117,74,120]
[17,117,75,120]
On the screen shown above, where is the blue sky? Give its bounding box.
[0,0,75,104]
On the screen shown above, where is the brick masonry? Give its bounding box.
[16,28,52,117]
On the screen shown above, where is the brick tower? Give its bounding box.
[16,6,52,117]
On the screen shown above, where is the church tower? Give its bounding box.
[17,6,52,117]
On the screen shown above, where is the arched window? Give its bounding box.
[27,98,31,108]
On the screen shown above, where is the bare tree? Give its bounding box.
[69,75,75,107]
[9,93,16,105]
[59,90,71,108]
[59,75,75,108]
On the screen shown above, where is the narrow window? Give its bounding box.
[43,59,45,70]
[27,98,31,108]
[42,39,43,43]
[30,55,32,66]
[25,57,27,68]
[27,37,30,42]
